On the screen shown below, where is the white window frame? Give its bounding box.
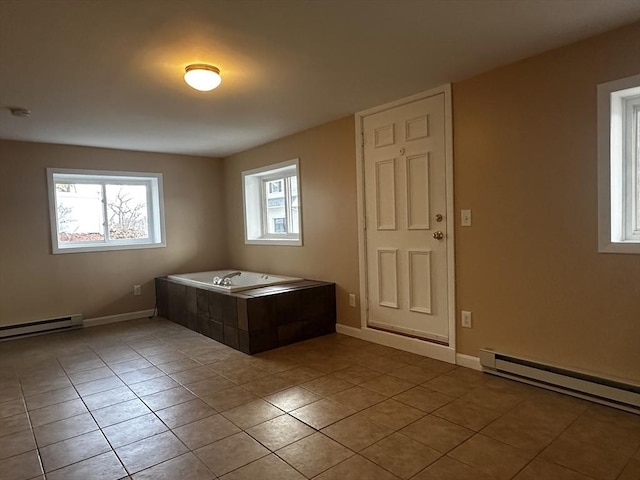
[242,159,302,246]
[597,74,640,254]
[47,168,166,254]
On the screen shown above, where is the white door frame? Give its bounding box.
[347,84,456,363]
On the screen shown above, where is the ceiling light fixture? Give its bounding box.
[184,64,222,92]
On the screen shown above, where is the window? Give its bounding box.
[47,169,166,253]
[597,75,640,254]
[242,159,302,245]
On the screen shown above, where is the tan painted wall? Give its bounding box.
[223,116,361,328]
[453,22,640,382]
[0,140,227,325]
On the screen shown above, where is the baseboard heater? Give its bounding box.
[479,348,640,415]
[0,314,83,341]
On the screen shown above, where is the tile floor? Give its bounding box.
[1,317,639,480]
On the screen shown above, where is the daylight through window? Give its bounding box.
[47,169,166,253]
[243,159,302,246]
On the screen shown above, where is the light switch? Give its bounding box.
[461,209,472,226]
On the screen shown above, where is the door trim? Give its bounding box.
[355,84,456,362]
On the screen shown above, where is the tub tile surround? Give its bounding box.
[156,277,337,354]
[1,319,640,479]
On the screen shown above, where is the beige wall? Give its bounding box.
[453,22,640,381]
[223,117,361,328]
[0,140,226,325]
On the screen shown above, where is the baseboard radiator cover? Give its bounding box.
[0,314,83,341]
[479,348,640,415]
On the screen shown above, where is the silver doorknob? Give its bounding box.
[433,231,444,240]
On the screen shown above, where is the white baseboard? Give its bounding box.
[84,309,155,328]
[456,353,482,371]
[336,323,456,364]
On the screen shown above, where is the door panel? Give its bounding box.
[363,94,448,343]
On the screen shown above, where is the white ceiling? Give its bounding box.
[1,0,639,158]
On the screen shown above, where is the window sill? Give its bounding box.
[597,241,640,255]
[245,238,303,247]
[53,242,166,254]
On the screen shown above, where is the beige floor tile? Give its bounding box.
[128,375,179,396]
[157,358,203,375]
[423,376,477,398]
[241,374,297,397]
[384,350,427,365]
[264,386,321,412]
[82,386,137,411]
[46,451,127,480]
[102,412,168,448]
[315,454,400,479]
[246,414,314,450]
[185,375,237,397]
[460,385,523,413]
[411,455,495,480]
[360,375,415,396]
[195,431,269,477]
[513,457,594,480]
[400,415,473,453]
[361,399,425,430]
[327,385,387,411]
[33,411,98,447]
[449,434,534,480]
[109,358,154,374]
[290,398,356,429]
[220,453,305,480]
[21,376,72,397]
[116,430,189,474]
[481,407,561,453]
[332,364,382,384]
[61,358,107,374]
[0,428,36,460]
[0,398,26,420]
[93,398,151,428]
[68,366,115,385]
[414,358,457,374]
[155,398,216,428]
[144,350,187,366]
[39,429,111,472]
[0,412,30,437]
[561,411,640,457]
[432,398,502,431]
[322,413,395,451]
[540,433,629,480]
[361,432,441,479]
[222,399,284,429]
[200,386,257,411]
[276,432,354,478]
[132,452,214,480]
[170,366,219,385]
[174,414,241,449]
[393,386,453,413]
[29,398,88,427]
[140,386,196,411]
[277,366,325,384]
[356,355,409,374]
[0,449,43,480]
[388,365,439,384]
[301,375,354,396]
[119,366,166,385]
[214,365,268,384]
[24,386,78,411]
[75,375,126,396]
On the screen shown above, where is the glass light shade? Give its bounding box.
[184,64,222,91]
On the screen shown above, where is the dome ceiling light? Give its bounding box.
[184,64,222,92]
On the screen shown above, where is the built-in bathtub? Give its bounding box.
[156,272,336,354]
[168,270,303,293]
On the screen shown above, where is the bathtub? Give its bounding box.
[167,270,303,293]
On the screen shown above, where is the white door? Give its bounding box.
[362,93,450,344]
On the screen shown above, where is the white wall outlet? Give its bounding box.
[133,285,141,296]
[349,293,357,308]
[461,209,472,226]
[461,310,472,328]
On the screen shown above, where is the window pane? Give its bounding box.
[289,176,299,234]
[636,109,640,230]
[265,178,286,234]
[55,183,105,244]
[105,184,149,240]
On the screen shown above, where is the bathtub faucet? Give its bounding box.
[213,271,241,286]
